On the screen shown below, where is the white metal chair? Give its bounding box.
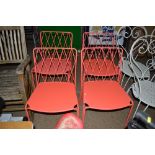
[128,35,155,118]
[116,26,149,90]
[146,28,155,70]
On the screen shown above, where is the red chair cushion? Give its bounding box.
[26,82,78,112]
[84,80,132,110]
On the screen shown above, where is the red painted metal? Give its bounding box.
[31,48,77,87]
[55,113,83,129]
[32,31,73,77]
[40,31,73,48]
[81,47,123,91]
[82,32,122,80]
[26,47,79,122]
[81,47,134,128]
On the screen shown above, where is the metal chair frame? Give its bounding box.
[81,46,134,127]
[25,47,79,121]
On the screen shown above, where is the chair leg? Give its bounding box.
[67,72,71,82]
[76,105,80,117]
[133,101,141,118]
[79,91,83,105]
[25,107,34,121]
[121,74,126,86]
[127,86,132,94]
[25,107,30,121]
[82,104,86,125]
[123,76,131,90]
[143,105,149,112]
[125,102,134,128]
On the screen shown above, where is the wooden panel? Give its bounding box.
[3,100,23,105]
[2,107,24,112]
[0,63,17,74]
[0,121,33,129]
[17,29,23,59]
[0,60,23,64]
[0,35,5,60]
[0,26,27,63]
[6,30,13,60]
[0,26,20,30]
[1,30,9,60]
[2,103,25,112]
[10,30,16,59]
[0,64,22,101]
[0,84,22,101]
[13,29,19,60]
[20,27,27,59]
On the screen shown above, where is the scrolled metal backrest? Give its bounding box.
[40,31,73,48]
[116,26,148,58]
[0,26,27,64]
[130,35,155,64]
[146,28,155,70]
[129,35,155,97]
[31,47,77,87]
[151,28,155,36]
[81,47,123,82]
[130,35,155,82]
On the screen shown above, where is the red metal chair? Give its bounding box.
[31,31,73,77]
[25,47,79,121]
[82,32,119,77]
[81,47,134,127]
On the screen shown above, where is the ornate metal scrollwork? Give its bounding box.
[131,35,155,55]
[130,35,155,70]
[117,26,147,39]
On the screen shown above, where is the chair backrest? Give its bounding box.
[151,27,155,35]
[130,35,155,81]
[82,31,116,48]
[81,47,123,83]
[116,26,148,58]
[32,47,77,87]
[40,31,73,48]
[0,26,27,64]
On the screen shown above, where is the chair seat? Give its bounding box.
[84,80,132,110]
[31,58,71,75]
[131,80,155,107]
[121,59,150,78]
[84,58,119,76]
[0,64,22,101]
[26,82,78,113]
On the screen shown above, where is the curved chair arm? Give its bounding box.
[16,55,32,103]
[128,61,141,98]
[143,62,155,81]
[16,55,31,75]
[129,56,142,98]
